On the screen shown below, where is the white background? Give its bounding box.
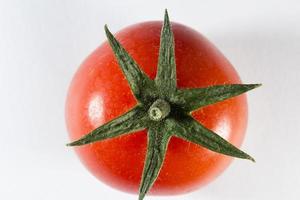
[1,0,300,199]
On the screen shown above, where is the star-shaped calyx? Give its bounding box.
[67,10,261,200]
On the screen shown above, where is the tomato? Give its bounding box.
[66,21,247,195]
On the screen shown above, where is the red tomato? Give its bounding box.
[66,21,247,195]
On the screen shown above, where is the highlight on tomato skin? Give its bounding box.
[66,11,259,197]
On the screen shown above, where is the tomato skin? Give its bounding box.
[66,21,247,195]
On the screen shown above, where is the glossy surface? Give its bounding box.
[66,21,248,195]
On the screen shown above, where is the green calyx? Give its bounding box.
[67,9,261,200]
